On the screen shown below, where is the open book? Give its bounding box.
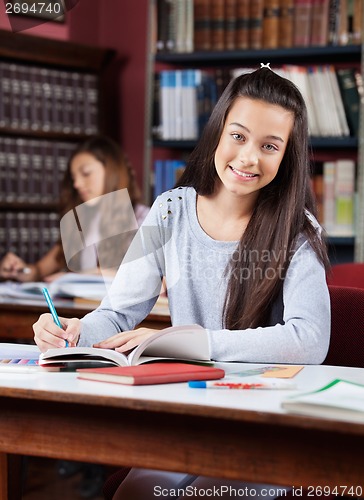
[39,324,209,368]
[0,273,112,301]
[282,379,364,423]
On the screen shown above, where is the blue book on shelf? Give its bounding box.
[165,159,186,190]
[154,159,165,199]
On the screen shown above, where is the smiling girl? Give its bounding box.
[34,67,330,498]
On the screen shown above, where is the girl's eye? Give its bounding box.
[263,144,278,152]
[231,133,244,141]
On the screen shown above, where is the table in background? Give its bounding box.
[0,363,364,500]
[0,297,171,341]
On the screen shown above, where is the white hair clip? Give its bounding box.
[260,63,271,69]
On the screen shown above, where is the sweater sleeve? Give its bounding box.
[207,240,331,364]
[78,199,166,347]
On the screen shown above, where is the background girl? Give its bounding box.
[0,135,149,282]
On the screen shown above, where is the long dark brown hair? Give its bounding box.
[177,68,330,330]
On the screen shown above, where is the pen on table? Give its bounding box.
[42,287,69,347]
[188,381,296,390]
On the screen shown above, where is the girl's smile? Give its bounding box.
[228,166,259,180]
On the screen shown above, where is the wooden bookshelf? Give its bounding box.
[0,29,116,263]
[144,1,363,263]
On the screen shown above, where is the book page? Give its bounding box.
[289,379,364,412]
[128,324,209,365]
[39,346,128,367]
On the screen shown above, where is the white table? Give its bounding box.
[0,362,363,500]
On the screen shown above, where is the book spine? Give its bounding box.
[185,0,194,52]
[18,64,32,131]
[71,72,82,134]
[327,65,350,137]
[249,0,264,49]
[310,0,330,46]
[293,0,313,47]
[351,0,363,45]
[328,0,340,45]
[236,0,250,49]
[1,63,12,129]
[156,0,171,52]
[323,161,336,234]
[4,138,17,203]
[83,74,99,135]
[0,63,4,128]
[16,138,28,204]
[0,212,5,259]
[0,137,6,203]
[174,69,183,139]
[263,0,280,48]
[9,64,20,130]
[154,159,165,198]
[334,159,356,236]
[167,0,177,52]
[279,0,294,47]
[210,0,225,50]
[225,0,237,50]
[31,140,43,204]
[336,67,360,137]
[175,0,186,52]
[29,66,42,132]
[152,72,162,139]
[337,0,348,45]
[39,68,50,132]
[194,0,211,50]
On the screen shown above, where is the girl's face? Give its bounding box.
[214,97,294,201]
[70,152,106,205]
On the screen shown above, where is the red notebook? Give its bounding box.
[77,362,225,386]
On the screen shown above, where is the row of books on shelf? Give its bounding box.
[313,159,356,237]
[153,69,219,141]
[0,137,74,204]
[0,211,59,263]
[154,0,362,53]
[236,65,362,138]
[0,61,99,135]
[153,64,361,142]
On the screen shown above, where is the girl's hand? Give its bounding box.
[44,271,66,283]
[0,252,27,280]
[33,313,81,352]
[94,328,158,353]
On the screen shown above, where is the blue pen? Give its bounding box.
[42,287,68,347]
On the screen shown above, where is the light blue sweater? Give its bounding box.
[80,187,330,364]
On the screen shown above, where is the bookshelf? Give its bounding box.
[0,29,115,264]
[144,1,364,263]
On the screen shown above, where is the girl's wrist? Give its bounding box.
[20,263,41,282]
